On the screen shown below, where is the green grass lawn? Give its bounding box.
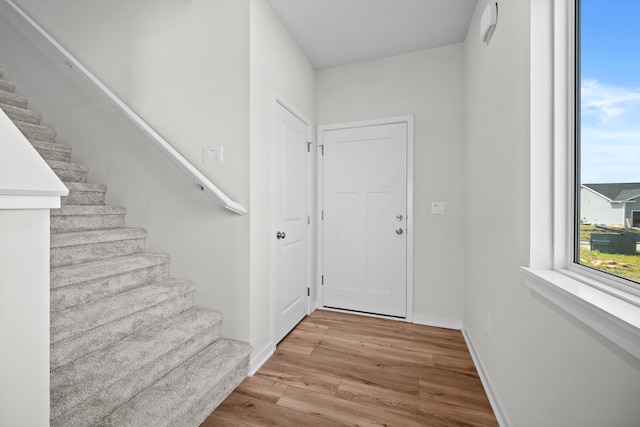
[579,224,640,282]
[579,247,640,282]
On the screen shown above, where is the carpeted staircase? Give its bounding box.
[0,70,251,427]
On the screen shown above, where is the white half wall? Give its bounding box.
[0,210,50,426]
[316,45,466,326]
[464,1,640,426]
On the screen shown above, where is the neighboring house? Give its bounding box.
[581,183,640,227]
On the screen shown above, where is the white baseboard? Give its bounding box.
[461,328,511,427]
[248,342,274,376]
[412,313,462,330]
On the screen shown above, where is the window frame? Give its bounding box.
[523,0,640,360]
[571,0,640,295]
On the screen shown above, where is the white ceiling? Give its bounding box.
[266,0,477,70]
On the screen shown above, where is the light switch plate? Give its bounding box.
[203,146,223,163]
[431,202,445,215]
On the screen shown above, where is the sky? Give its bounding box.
[580,0,640,184]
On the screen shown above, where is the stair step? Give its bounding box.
[51,307,222,424]
[98,339,251,427]
[0,78,15,93]
[46,159,88,183]
[52,278,195,344]
[51,291,194,371]
[51,205,127,233]
[0,88,28,108]
[14,119,57,143]
[51,253,170,311]
[0,102,41,124]
[30,140,72,162]
[50,228,147,267]
[62,182,107,206]
[51,279,196,369]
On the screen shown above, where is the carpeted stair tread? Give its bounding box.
[46,159,88,173]
[0,88,28,108]
[63,182,106,192]
[51,228,147,247]
[0,102,41,124]
[52,205,127,216]
[31,140,72,162]
[0,78,16,93]
[51,323,222,427]
[62,182,107,206]
[50,228,148,267]
[51,253,171,311]
[51,292,194,371]
[51,278,196,344]
[14,119,57,142]
[98,339,252,427]
[51,252,170,289]
[50,307,222,421]
[51,205,127,233]
[46,159,89,183]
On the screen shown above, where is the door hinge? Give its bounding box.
[321,210,324,221]
[307,214,311,225]
[321,275,324,285]
[307,287,310,297]
[307,141,312,152]
[319,144,324,155]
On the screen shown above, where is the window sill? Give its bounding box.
[521,267,640,360]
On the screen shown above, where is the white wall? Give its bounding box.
[3,0,252,342]
[13,0,250,195]
[464,1,640,426]
[248,0,315,365]
[0,210,50,426]
[316,46,466,327]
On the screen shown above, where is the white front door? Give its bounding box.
[272,99,310,343]
[321,121,408,317]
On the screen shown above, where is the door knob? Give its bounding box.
[276,231,286,240]
[396,228,404,235]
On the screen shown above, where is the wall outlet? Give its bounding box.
[486,314,492,337]
[431,201,445,215]
[203,146,223,163]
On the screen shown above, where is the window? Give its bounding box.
[524,0,640,360]
[576,0,640,288]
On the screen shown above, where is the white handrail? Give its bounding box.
[4,0,247,215]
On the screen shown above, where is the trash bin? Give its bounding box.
[590,233,636,255]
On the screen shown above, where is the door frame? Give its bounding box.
[317,115,414,322]
[270,91,313,347]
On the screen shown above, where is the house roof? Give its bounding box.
[582,183,640,202]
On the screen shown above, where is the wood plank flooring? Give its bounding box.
[202,310,498,426]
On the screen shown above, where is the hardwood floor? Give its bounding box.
[202,310,498,426]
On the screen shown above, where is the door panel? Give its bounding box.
[273,101,309,343]
[367,192,392,294]
[322,122,407,317]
